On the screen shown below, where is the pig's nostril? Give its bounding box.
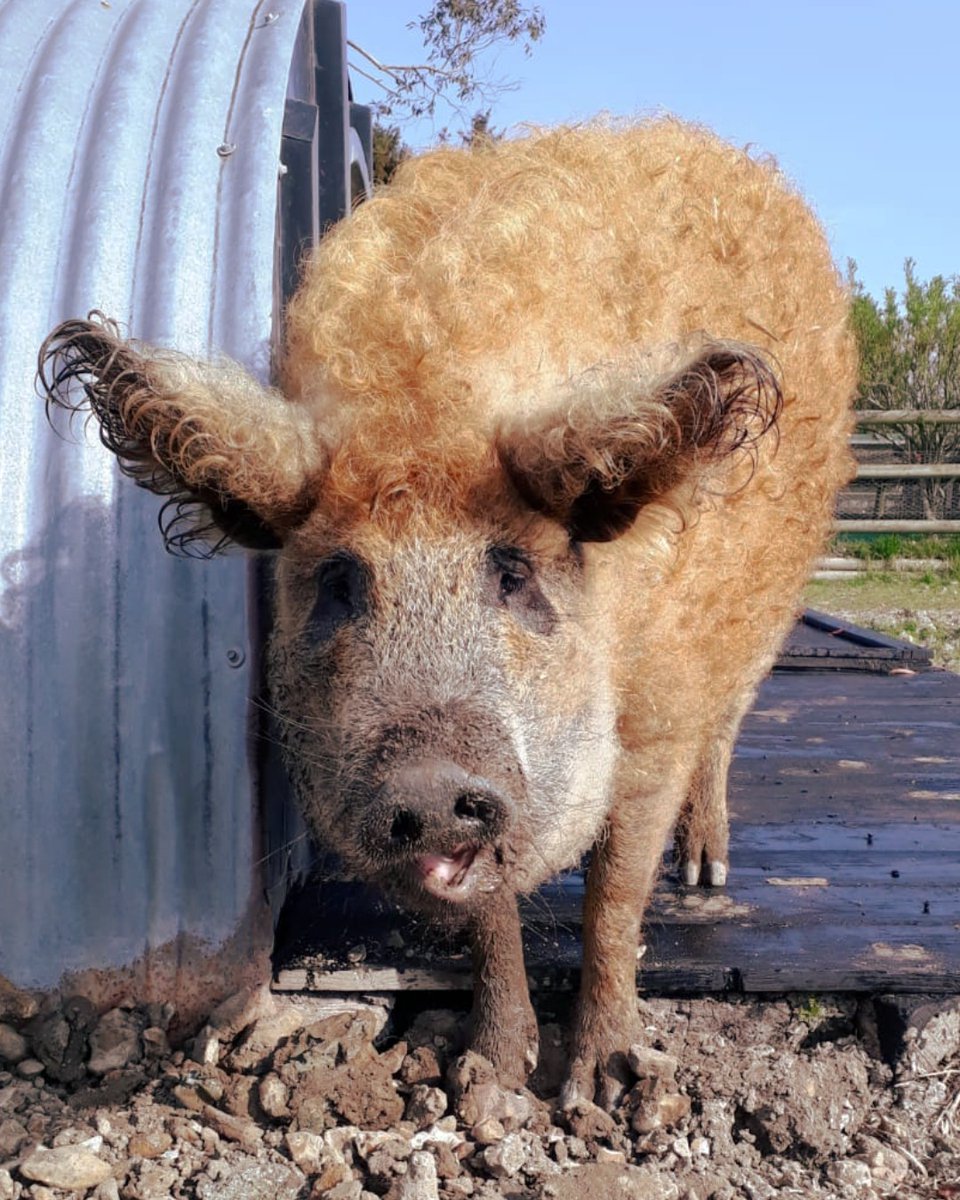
[389,810,423,845]
[454,792,499,827]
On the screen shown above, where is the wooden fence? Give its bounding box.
[836,410,960,534]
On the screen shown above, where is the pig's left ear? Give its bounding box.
[496,341,783,543]
[38,315,325,555]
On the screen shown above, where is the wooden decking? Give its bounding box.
[274,661,960,998]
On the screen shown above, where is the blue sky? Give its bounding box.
[346,1,960,303]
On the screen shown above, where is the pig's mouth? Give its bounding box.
[414,843,484,900]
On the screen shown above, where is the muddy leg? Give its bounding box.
[562,788,679,1111]
[468,891,538,1088]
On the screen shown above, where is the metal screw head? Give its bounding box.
[226,647,245,668]
[216,143,237,158]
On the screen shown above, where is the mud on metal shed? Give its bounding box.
[0,0,369,1023]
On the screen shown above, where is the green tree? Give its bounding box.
[849,260,960,518]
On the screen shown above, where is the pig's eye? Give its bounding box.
[308,552,368,642]
[485,545,555,635]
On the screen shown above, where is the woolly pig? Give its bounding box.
[40,119,855,1107]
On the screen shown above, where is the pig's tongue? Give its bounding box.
[416,845,477,890]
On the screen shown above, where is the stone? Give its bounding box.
[325,1182,363,1200]
[0,1167,13,1200]
[195,1159,305,1200]
[93,1179,121,1200]
[391,1150,440,1200]
[141,1027,171,1058]
[0,1116,27,1156]
[258,1073,290,1119]
[19,1145,113,1189]
[447,1053,533,1131]
[0,977,38,1022]
[471,1118,505,1145]
[286,1129,325,1174]
[17,1059,44,1078]
[400,1046,442,1086]
[192,1026,221,1066]
[823,1159,873,1190]
[26,996,96,1082]
[0,1024,28,1065]
[88,1008,142,1075]
[128,1130,173,1159]
[405,1085,447,1130]
[483,1132,526,1179]
[627,1045,679,1083]
[631,1091,692,1134]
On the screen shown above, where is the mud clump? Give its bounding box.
[0,986,957,1198]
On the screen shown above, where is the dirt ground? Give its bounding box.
[2,978,960,1200]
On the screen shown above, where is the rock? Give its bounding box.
[631,1092,692,1134]
[400,1046,442,1086]
[855,1135,910,1192]
[19,1145,113,1189]
[628,1045,679,1084]
[391,1150,440,1200]
[88,1008,142,1075]
[200,1102,261,1151]
[406,1084,447,1129]
[192,1026,221,1066]
[128,1130,173,1159]
[0,1024,28,1065]
[483,1132,526,1179]
[93,1181,121,1200]
[595,1147,626,1165]
[258,1073,290,1119]
[0,1167,13,1200]
[127,1161,182,1200]
[562,1098,616,1142]
[141,1026,171,1058]
[195,1159,305,1200]
[227,998,390,1072]
[0,1117,27,1156]
[17,1059,44,1078]
[326,1182,363,1200]
[447,1053,533,1131]
[823,1159,873,1190]
[25,996,97,1083]
[378,1041,408,1076]
[286,1129,325,1174]
[471,1118,505,1145]
[0,977,38,1022]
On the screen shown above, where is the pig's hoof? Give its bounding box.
[470,1013,539,1088]
[561,1045,633,1113]
[678,853,728,888]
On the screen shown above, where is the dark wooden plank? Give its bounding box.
[777,609,933,670]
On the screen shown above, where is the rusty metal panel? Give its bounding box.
[0,0,310,994]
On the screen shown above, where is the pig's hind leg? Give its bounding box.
[673,691,755,887]
[673,734,733,887]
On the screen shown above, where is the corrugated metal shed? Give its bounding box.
[0,0,364,1014]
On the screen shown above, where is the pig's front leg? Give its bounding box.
[468,893,538,1088]
[562,788,679,1111]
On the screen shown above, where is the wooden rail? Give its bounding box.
[854,410,960,424]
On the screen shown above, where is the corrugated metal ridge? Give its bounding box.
[0,0,308,988]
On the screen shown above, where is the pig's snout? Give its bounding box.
[383,759,512,846]
[366,759,514,902]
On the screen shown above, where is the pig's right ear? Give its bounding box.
[496,341,783,543]
[38,315,324,555]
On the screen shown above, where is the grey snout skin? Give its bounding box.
[377,758,513,853]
